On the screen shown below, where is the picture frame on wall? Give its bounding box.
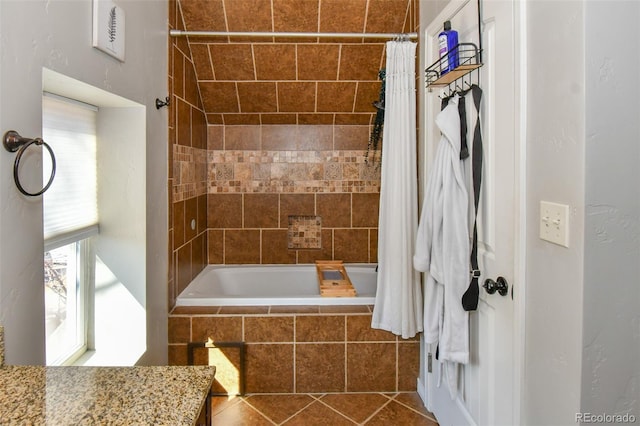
[92,0,125,62]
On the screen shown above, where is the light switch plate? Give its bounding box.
[539,201,570,247]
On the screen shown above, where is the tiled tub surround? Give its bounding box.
[169,123,382,306]
[203,123,381,267]
[168,306,420,394]
[168,0,209,309]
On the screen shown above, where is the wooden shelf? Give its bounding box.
[425,42,482,89]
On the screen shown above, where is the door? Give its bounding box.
[419,0,523,425]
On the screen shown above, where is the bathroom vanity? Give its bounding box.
[0,328,215,425]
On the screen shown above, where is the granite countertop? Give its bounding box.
[0,364,216,425]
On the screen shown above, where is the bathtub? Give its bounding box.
[176,264,377,306]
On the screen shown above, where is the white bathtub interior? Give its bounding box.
[176,264,377,306]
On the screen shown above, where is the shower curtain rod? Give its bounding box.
[169,29,418,39]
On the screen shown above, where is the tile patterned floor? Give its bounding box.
[210,392,439,425]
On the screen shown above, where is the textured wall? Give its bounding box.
[582,1,640,419]
[0,0,167,365]
[524,1,586,423]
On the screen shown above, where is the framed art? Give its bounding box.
[92,0,125,61]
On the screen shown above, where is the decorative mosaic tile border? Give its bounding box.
[207,150,381,194]
[173,145,208,202]
[288,215,322,249]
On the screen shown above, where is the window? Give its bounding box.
[42,93,98,365]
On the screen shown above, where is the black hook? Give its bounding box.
[155,96,171,109]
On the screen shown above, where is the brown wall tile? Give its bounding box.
[335,114,372,125]
[184,62,200,107]
[191,232,206,280]
[224,125,260,150]
[365,0,409,34]
[185,197,198,241]
[224,114,261,125]
[297,229,333,263]
[273,0,319,32]
[190,44,214,80]
[262,125,297,151]
[280,194,315,227]
[296,343,345,392]
[254,45,297,80]
[225,230,261,263]
[208,125,224,150]
[370,229,378,263]
[317,193,351,228]
[179,0,226,31]
[168,344,188,365]
[297,45,340,81]
[398,342,420,391]
[278,82,316,113]
[339,45,385,81]
[354,81,382,112]
[296,316,345,342]
[210,44,255,80]
[207,114,224,125]
[347,315,396,342]
[168,317,191,343]
[224,0,273,33]
[352,193,380,227]
[245,344,294,393]
[319,0,367,33]
[334,229,369,263]
[192,316,243,342]
[176,242,192,295]
[334,125,369,150]
[199,82,239,113]
[173,200,185,247]
[347,343,396,392]
[197,194,207,234]
[173,47,184,98]
[218,306,269,315]
[297,125,333,150]
[244,316,294,342]
[192,108,207,150]
[244,194,279,228]
[317,82,357,113]
[177,98,191,146]
[262,230,296,264]
[298,114,334,125]
[261,114,297,125]
[208,194,243,228]
[208,229,224,264]
[238,82,277,113]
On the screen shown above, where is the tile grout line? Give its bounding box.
[390,394,439,423]
[312,396,359,425]
[358,394,396,425]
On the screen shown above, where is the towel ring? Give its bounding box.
[3,130,56,197]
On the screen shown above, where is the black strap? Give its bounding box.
[461,85,483,311]
[458,96,469,160]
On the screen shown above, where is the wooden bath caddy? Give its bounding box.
[315,260,357,297]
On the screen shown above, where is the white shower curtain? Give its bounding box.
[371,41,423,339]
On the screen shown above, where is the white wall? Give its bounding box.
[524,1,586,423]
[0,0,168,365]
[582,1,640,420]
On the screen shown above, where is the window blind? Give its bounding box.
[42,93,98,248]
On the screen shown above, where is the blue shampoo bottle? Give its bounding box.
[438,20,459,75]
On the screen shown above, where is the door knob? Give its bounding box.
[483,277,509,296]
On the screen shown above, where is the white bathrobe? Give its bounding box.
[414,95,470,398]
